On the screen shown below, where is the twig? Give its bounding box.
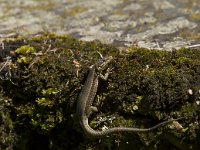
[185,44,200,48]
[0,57,11,72]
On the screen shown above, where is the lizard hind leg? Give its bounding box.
[90,106,98,112]
[86,106,98,117]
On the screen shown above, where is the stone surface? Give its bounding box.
[0,0,200,50]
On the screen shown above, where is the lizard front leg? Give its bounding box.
[99,67,112,81]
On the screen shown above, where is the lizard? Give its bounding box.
[76,55,185,137]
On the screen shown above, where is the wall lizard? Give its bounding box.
[76,56,185,137]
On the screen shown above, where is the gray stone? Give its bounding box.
[0,0,200,50]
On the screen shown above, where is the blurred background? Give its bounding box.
[0,0,200,50]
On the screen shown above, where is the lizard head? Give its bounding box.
[97,55,113,70]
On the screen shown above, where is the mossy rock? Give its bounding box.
[0,33,200,150]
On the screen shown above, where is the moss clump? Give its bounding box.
[0,33,119,149]
[0,91,17,150]
[0,33,200,149]
[97,48,200,149]
[15,45,35,55]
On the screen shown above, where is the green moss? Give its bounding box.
[15,45,36,64]
[0,33,200,149]
[0,92,17,149]
[15,45,35,55]
[41,88,59,95]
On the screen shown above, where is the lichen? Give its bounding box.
[190,12,200,21]
[65,6,87,16]
[180,29,200,40]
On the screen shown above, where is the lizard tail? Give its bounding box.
[82,117,185,137]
